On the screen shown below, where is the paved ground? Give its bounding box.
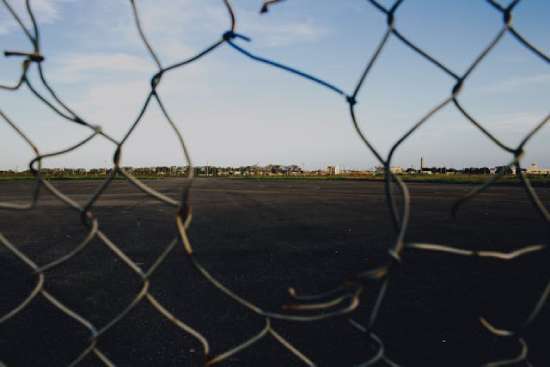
[0,178,549,366]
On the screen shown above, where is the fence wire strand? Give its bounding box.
[0,0,549,366]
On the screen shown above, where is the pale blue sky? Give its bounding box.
[0,0,548,170]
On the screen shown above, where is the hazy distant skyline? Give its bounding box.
[4,160,539,172]
[1,0,549,171]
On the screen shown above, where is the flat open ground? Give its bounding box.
[1,178,549,366]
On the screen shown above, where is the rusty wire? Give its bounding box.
[0,0,549,366]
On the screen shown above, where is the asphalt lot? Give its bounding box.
[1,178,549,366]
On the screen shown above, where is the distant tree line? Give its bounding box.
[1,163,547,178]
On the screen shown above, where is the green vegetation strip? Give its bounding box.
[2,174,550,187]
[0,175,164,181]
[225,174,550,186]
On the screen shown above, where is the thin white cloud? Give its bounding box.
[479,73,550,94]
[131,0,202,35]
[49,0,329,74]
[122,1,329,50]
[0,0,65,35]
[48,52,153,83]
[81,0,215,66]
[479,111,546,135]
[66,60,211,139]
[245,20,329,47]
[232,6,330,48]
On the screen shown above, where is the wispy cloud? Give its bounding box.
[479,73,550,94]
[120,1,329,51]
[226,5,330,48]
[0,0,66,35]
[49,52,153,83]
[244,19,329,47]
[480,111,547,134]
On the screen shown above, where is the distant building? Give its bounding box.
[493,166,516,175]
[464,167,490,175]
[390,166,403,174]
[327,165,341,175]
[373,166,403,175]
[419,157,438,174]
[526,163,550,175]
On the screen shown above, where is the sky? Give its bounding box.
[0,0,548,171]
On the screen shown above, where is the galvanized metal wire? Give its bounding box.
[1,0,548,366]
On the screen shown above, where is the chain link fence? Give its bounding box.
[1,0,549,366]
